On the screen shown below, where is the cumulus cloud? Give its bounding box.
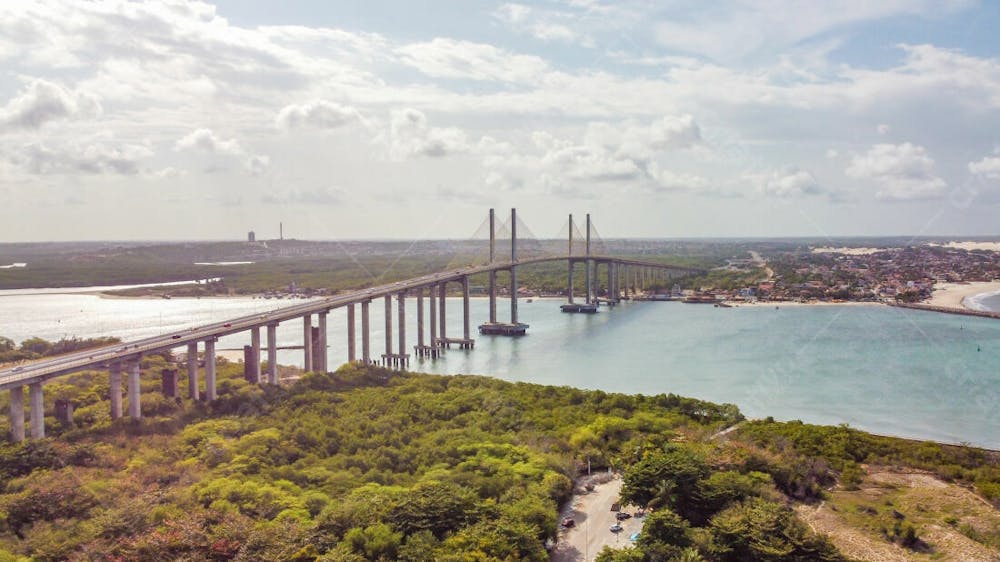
[175,128,244,156]
[846,142,947,200]
[175,128,269,175]
[0,79,100,131]
[276,100,363,130]
[969,153,1000,179]
[386,108,469,159]
[746,167,822,197]
[9,141,152,175]
[396,38,548,82]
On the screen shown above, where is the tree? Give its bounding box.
[621,446,709,518]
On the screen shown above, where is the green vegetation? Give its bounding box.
[0,336,120,366]
[738,419,1000,506]
[1,353,997,560]
[0,360,742,560]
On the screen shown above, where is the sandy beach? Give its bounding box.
[728,300,881,308]
[927,281,1000,310]
[930,241,1000,252]
[812,247,894,255]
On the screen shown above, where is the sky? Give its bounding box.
[1,0,1000,242]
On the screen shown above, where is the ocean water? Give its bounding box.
[1,292,998,448]
[967,290,1000,313]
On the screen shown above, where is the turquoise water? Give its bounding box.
[2,292,998,448]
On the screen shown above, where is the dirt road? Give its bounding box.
[551,476,644,561]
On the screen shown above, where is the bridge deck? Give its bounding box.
[0,255,701,390]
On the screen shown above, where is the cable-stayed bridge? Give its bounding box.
[1,209,703,441]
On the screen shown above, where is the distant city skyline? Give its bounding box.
[1,0,999,241]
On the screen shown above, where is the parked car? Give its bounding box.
[615,511,632,520]
[610,523,623,533]
[561,517,575,528]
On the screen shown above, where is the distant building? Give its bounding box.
[248,231,256,243]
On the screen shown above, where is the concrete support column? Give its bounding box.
[429,285,438,346]
[8,386,24,442]
[186,342,199,400]
[311,327,322,371]
[462,276,471,340]
[417,289,425,348]
[267,323,278,384]
[568,260,574,303]
[127,359,141,419]
[511,208,519,324]
[162,368,178,398]
[302,314,313,373]
[489,207,498,324]
[347,304,356,362]
[204,339,217,401]
[54,399,73,426]
[29,382,44,439]
[361,300,371,364]
[318,311,328,372]
[250,327,261,383]
[489,271,497,323]
[109,363,123,420]
[397,293,406,365]
[384,294,393,363]
[607,261,613,300]
[439,284,447,341]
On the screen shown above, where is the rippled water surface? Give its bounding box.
[3,292,998,448]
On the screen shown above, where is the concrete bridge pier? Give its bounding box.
[29,382,44,438]
[186,343,199,400]
[267,323,278,384]
[383,294,393,367]
[607,262,616,304]
[438,284,447,344]
[361,300,371,364]
[416,289,424,350]
[110,362,123,420]
[8,386,24,442]
[317,311,328,372]
[205,339,217,401]
[429,285,437,346]
[397,293,409,368]
[347,304,356,362]
[162,369,178,398]
[462,276,471,342]
[127,358,141,418]
[54,399,73,426]
[489,207,498,324]
[568,259,575,303]
[250,327,261,383]
[302,314,313,373]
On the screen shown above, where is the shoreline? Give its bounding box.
[927,281,1000,311]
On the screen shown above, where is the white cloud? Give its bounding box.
[747,167,822,197]
[175,128,269,175]
[969,154,1000,179]
[175,128,244,156]
[9,141,152,175]
[386,108,470,159]
[276,100,363,130]
[0,79,100,131]
[396,38,548,82]
[846,142,947,200]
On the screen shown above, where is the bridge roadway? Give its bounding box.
[0,255,698,392]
